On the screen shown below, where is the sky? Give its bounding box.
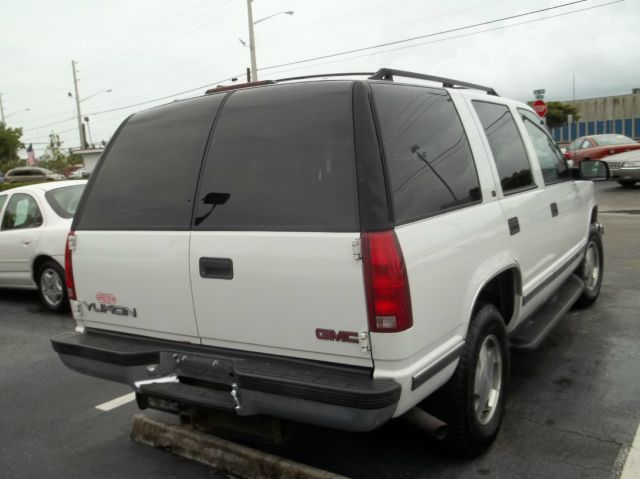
[1,0,638,157]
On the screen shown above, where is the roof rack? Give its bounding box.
[276,72,374,82]
[205,80,276,94]
[208,69,498,96]
[368,68,498,96]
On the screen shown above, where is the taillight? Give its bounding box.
[362,230,413,333]
[65,231,76,300]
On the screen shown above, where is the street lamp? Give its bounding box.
[83,116,93,147]
[2,107,30,122]
[245,1,294,81]
[67,86,112,148]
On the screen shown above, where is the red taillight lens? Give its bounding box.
[362,230,413,333]
[65,231,76,300]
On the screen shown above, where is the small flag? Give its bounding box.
[26,144,37,166]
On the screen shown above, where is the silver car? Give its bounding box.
[603,149,640,188]
[4,166,65,184]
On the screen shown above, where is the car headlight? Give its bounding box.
[622,161,640,167]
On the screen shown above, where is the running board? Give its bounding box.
[510,274,584,351]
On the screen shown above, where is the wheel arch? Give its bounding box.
[31,254,62,283]
[470,266,522,327]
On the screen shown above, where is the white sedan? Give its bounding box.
[602,149,640,188]
[0,180,87,312]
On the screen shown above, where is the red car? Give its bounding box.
[564,134,640,165]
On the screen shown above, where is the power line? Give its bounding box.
[86,73,244,116]
[78,0,227,69]
[265,0,624,78]
[258,0,589,73]
[17,0,618,143]
[79,1,240,78]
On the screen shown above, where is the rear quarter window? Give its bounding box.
[45,184,86,219]
[76,94,224,230]
[371,83,481,224]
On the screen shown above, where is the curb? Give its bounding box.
[130,414,348,479]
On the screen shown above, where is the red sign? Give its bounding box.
[532,99,548,118]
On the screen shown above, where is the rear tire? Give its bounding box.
[618,180,637,188]
[574,229,604,308]
[37,260,69,313]
[431,304,509,456]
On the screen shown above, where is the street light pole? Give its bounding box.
[71,60,85,148]
[0,93,5,123]
[246,0,258,81]
[244,3,294,82]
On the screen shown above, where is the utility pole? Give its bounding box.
[246,0,257,81]
[0,93,5,123]
[71,60,85,149]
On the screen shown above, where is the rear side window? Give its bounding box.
[371,83,481,224]
[473,101,534,194]
[1,193,43,230]
[45,184,86,219]
[76,94,224,230]
[194,82,358,231]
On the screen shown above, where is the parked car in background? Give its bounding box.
[564,134,640,166]
[0,171,4,184]
[0,180,87,312]
[602,149,640,187]
[4,166,65,184]
[68,167,91,179]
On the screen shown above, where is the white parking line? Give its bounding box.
[621,423,640,479]
[95,392,136,412]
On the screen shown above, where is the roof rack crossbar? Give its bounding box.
[368,68,499,96]
[275,72,374,82]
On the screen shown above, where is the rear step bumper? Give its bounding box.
[51,329,400,431]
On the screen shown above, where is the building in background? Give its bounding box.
[551,89,640,144]
[73,147,104,172]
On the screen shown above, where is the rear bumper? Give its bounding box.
[52,329,400,431]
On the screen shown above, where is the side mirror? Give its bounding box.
[577,159,609,181]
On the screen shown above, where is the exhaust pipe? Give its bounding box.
[403,407,448,440]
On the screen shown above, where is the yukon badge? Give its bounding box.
[315,328,358,344]
[83,292,137,317]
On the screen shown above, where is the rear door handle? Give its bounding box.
[199,257,233,280]
[508,217,520,236]
[550,202,559,217]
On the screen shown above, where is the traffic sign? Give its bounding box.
[533,89,546,95]
[532,99,548,118]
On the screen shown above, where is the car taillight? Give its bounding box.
[362,230,413,333]
[65,231,76,300]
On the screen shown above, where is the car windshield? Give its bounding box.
[592,135,636,146]
[45,184,85,219]
[568,138,583,151]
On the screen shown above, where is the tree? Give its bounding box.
[38,133,82,174]
[0,122,24,171]
[544,102,580,129]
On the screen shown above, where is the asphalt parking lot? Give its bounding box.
[1,181,638,479]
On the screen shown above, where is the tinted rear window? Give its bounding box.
[193,82,358,231]
[371,83,481,224]
[45,184,86,219]
[76,94,223,230]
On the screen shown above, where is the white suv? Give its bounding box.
[52,69,607,455]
